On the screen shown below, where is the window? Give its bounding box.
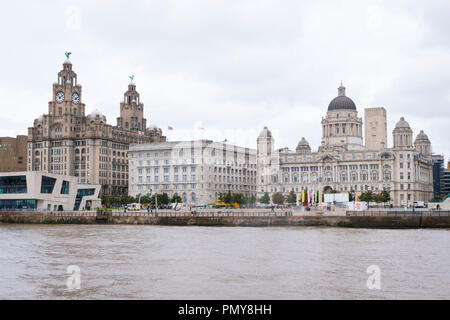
[0,199,37,210]
[41,176,57,194]
[60,180,70,194]
[73,188,95,210]
[0,175,27,194]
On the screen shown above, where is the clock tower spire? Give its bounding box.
[116,76,147,132]
[50,52,84,118]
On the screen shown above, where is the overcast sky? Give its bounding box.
[1,0,449,160]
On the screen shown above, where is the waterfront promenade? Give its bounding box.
[1,209,449,229]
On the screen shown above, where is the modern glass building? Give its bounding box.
[431,154,444,196]
[0,171,101,211]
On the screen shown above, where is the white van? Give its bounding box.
[413,201,426,208]
[127,203,141,211]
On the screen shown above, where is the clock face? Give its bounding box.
[72,92,80,105]
[55,91,65,104]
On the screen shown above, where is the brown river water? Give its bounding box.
[0,224,448,299]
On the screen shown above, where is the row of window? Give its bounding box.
[137,166,196,174]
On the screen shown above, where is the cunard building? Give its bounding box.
[27,54,166,196]
[257,83,434,206]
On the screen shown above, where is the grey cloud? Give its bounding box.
[0,0,449,161]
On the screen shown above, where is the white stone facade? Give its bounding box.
[128,140,257,205]
[257,84,434,207]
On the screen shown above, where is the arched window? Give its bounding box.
[371,171,379,181]
[360,171,368,181]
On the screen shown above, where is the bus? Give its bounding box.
[215,200,239,209]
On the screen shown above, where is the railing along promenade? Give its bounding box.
[3,207,443,217]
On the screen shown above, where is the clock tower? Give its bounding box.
[116,77,147,132]
[49,55,85,119]
[28,53,166,196]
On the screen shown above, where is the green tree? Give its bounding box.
[286,190,297,204]
[139,194,152,204]
[348,190,355,202]
[171,193,182,203]
[359,190,374,203]
[259,192,270,204]
[231,193,245,205]
[374,192,384,204]
[272,192,285,205]
[120,195,136,205]
[155,193,170,205]
[248,195,257,205]
[224,191,232,204]
[380,188,391,204]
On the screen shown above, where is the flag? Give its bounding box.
[168,126,173,130]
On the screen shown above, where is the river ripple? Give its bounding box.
[0,224,448,299]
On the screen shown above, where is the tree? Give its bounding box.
[359,190,374,203]
[231,193,245,205]
[287,190,297,204]
[224,191,232,204]
[140,195,152,204]
[248,195,257,205]
[380,188,391,204]
[120,195,136,205]
[374,192,384,204]
[259,192,270,204]
[348,190,355,202]
[272,192,285,205]
[155,193,170,205]
[171,193,182,203]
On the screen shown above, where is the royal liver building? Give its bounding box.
[257,83,433,206]
[27,54,166,196]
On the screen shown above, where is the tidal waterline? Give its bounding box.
[0,224,448,299]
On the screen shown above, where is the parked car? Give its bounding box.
[413,201,426,208]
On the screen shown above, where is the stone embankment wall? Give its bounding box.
[1,211,449,229]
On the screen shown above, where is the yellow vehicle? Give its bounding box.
[215,200,239,209]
